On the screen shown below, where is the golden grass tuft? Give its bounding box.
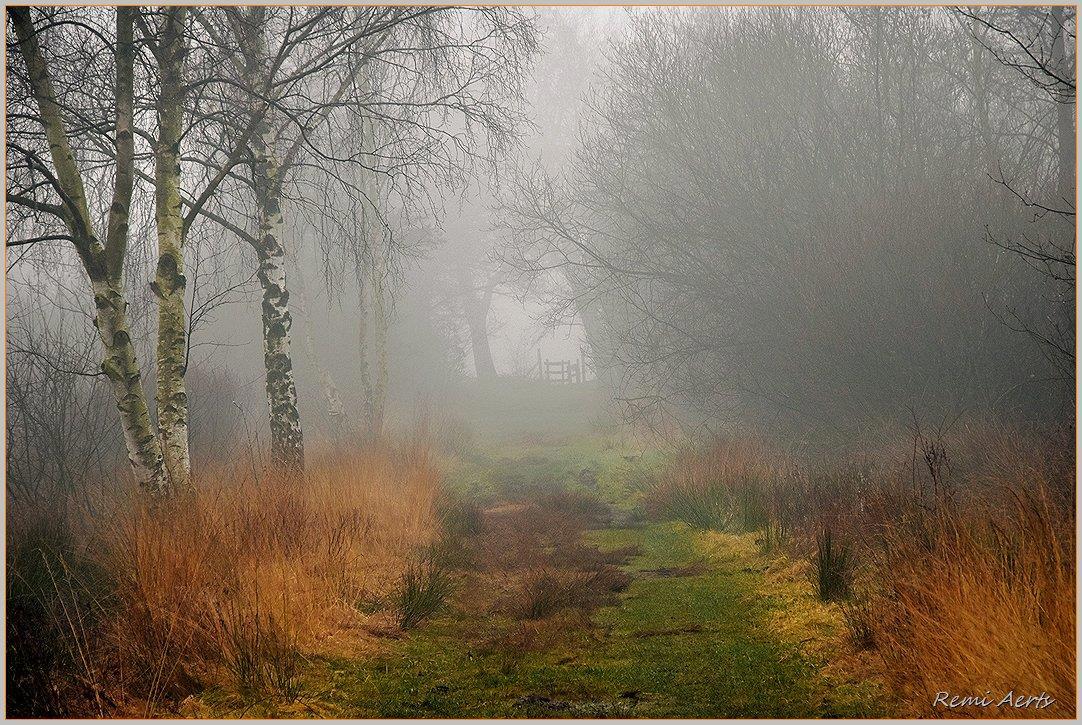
[868,471,1074,717]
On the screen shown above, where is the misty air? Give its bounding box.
[3,4,1076,720]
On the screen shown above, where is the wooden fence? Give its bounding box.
[537,350,588,383]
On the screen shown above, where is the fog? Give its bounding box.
[4,5,1076,719]
[5,4,1074,483]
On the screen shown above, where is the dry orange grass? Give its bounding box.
[10,443,441,716]
[647,437,783,530]
[866,428,1075,718]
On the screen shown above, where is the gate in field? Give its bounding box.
[536,350,588,383]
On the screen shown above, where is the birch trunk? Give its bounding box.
[95,280,169,493]
[355,257,389,439]
[236,7,306,472]
[367,245,390,437]
[152,8,192,492]
[356,268,376,435]
[355,88,389,439]
[11,7,169,495]
[252,123,306,472]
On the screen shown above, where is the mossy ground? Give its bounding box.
[191,433,891,718]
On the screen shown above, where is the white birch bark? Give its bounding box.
[11,7,169,495]
[252,124,306,472]
[235,7,306,473]
[94,280,169,493]
[151,8,193,492]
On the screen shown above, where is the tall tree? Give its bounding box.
[146,7,193,492]
[7,7,168,494]
[458,265,501,380]
[233,7,306,471]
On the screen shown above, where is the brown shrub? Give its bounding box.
[537,488,611,528]
[503,566,631,620]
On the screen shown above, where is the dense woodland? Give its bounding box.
[4,4,1076,720]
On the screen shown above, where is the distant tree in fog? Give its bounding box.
[435,183,512,381]
[500,8,612,381]
[507,7,1074,433]
[293,8,537,425]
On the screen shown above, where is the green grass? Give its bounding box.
[445,433,663,516]
[283,521,885,718]
[190,436,889,719]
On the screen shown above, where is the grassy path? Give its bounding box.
[285,440,889,719]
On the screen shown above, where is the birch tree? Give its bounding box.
[175,7,426,471]
[144,8,192,491]
[7,7,168,494]
[218,6,537,443]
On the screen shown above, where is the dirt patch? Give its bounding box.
[644,559,709,578]
[549,542,642,570]
[448,483,637,655]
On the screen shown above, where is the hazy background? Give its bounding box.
[6,5,1075,483]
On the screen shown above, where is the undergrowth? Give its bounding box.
[648,423,1075,718]
[6,443,441,716]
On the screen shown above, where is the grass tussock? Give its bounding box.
[394,553,454,630]
[6,444,441,716]
[870,478,1074,717]
[809,528,855,602]
[647,437,779,531]
[511,566,632,620]
[651,422,1075,718]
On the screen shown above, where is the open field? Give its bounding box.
[175,434,892,719]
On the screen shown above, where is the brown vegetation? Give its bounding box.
[647,423,1075,718]
[6,444,440,717]
[451,489,636,654]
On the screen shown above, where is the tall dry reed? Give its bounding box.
[6,442,441,716]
